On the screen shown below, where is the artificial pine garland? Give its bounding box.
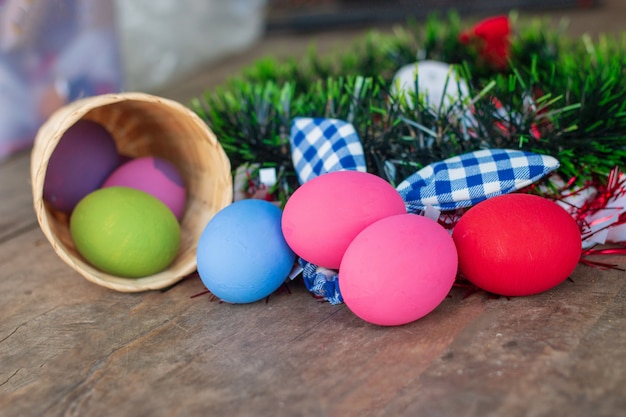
[191,11,626,200]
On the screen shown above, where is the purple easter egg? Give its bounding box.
[102,156,187,220]
[43,120,121,213]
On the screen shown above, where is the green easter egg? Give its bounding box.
[70,186,181,278]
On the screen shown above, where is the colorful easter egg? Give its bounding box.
[103,156,186,220]
[197,199,295,304]
[282,171,407,269]
[452,193,582,296]
[70,186,181,278]
[339,214,458,326]
[43,120,121,212]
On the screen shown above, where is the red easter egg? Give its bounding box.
[452,193,581,296]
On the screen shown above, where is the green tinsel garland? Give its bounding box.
[191,11,626,198]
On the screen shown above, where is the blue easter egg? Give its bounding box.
[196,199,296,303]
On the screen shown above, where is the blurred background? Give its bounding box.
[0,0,623,160]
[265,0,603,31]
[150,0,622,102]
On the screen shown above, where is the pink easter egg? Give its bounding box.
[102,156,186,220]
[339,214,458,326]
[281,171,407,269]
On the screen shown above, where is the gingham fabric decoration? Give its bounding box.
[299,259,343,305]
[397,149,559,212]
[290,117,366,184]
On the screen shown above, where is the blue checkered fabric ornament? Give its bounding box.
[397,149,559,212]
[299,259,343,305]
[290,117,366,184]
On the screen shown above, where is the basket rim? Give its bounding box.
[30,92,232,292]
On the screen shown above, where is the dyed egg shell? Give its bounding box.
[196,199,296,304]
[70,187,181,278]
[43,120,121,212]
[103,156,186,220]
[452,193,582,296]
[340,214,458,326]
[282,171,407,269]
[391,60,469,110]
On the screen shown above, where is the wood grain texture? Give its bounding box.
[1,149,625,416]
[0,151,38,243]
[2,3,626,415]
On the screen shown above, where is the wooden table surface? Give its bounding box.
[2,3,626,416]
[2,150,625,417]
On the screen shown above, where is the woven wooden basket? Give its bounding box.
[31,92,232,292]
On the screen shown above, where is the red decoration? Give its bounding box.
[568,168,626,269]
[574,168,626,241]
[459,15,511,70]
[525,167,626,270]
[452,194,582,296]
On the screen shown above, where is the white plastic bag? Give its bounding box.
[115,0,267,91]
[0,0,123,160]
